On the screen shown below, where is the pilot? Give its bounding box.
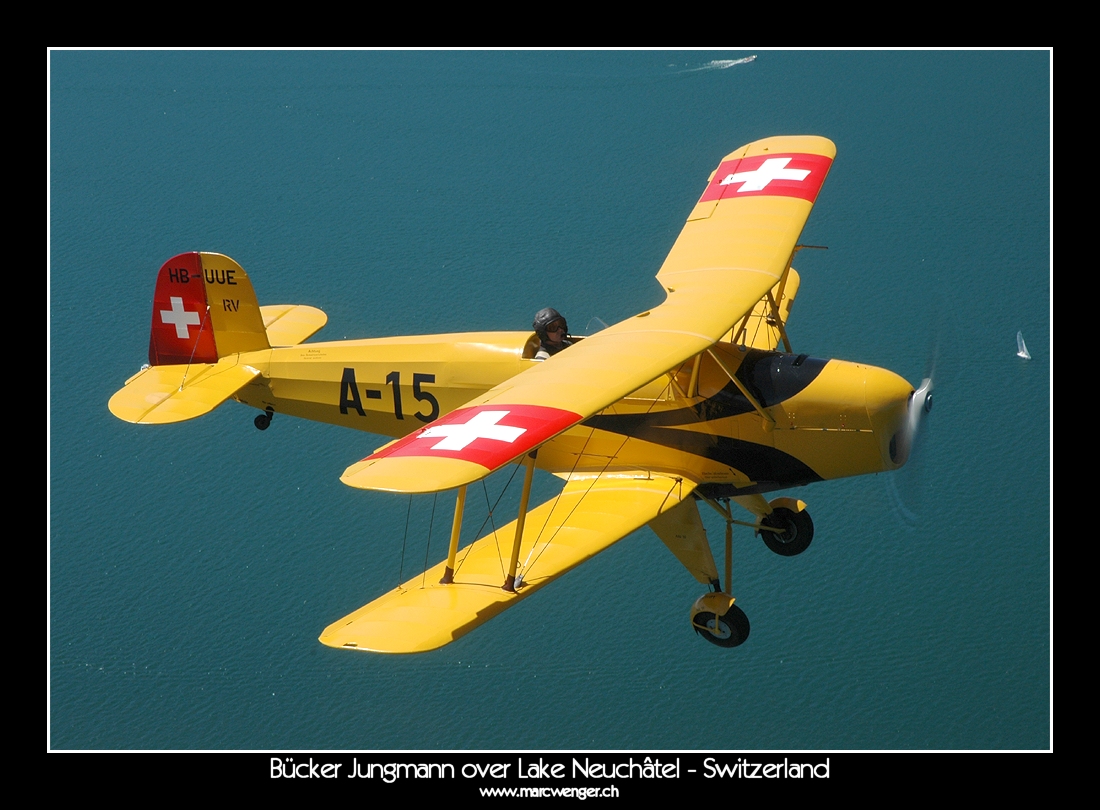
[532,307,573,361]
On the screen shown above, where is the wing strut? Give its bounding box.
[767,247,799,353]
[766,290,793,353]
[770,244,826,353]
[687,354,703,398]
[439,485,468,585]
[503,451,538,592]
[706,348,776,425]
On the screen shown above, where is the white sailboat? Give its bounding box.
[1016,330,1032,360]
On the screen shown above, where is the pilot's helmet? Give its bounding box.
[533,307,567,339]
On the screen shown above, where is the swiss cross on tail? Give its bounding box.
[148,252,218,365]
[160,297,201,338]
[365,404,581,471]
[699,152,832,203]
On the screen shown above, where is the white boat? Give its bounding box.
[1016,331,1032,360]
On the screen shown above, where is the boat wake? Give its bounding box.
[677,56,757,73]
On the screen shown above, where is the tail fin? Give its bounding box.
[110,252,330,425]
[148,252,269,366]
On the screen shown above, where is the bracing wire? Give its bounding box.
[453,462,523,578]
[421,492,437,588]
[397,495,412,588]
[520,376,678,578]
[521,424,598,568]
[178,305,212,391]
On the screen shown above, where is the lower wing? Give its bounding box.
[319,473,696,653]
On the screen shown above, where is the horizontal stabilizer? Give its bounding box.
[108,356,260,424]
[319,473,696,653]
[260,304,328,347]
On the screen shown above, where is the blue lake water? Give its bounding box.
[49,50,1051,750]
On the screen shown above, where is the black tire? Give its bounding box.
[759,507,813,556]
[254,414,270,431]
[692,604,750,648]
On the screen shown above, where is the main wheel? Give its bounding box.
[692,604,750,648]
[759,507,813,556]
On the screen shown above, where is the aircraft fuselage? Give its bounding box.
[232,331,913,495]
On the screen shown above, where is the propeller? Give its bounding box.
[885,374,934,527]
[884,332,941,528]
[896,375,934,468]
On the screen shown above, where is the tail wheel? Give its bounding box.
[692,604,750,648]
[759,507,813,556]
[254,406,274,431]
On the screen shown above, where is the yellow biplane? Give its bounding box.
[109,136,932,653]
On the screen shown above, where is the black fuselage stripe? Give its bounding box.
[581,350,828,487]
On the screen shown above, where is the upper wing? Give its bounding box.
[342,136,835,493]
[319,473,695,653]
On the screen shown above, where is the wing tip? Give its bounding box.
[732,135,836,161]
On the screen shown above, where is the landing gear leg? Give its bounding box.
[690,497,750,647]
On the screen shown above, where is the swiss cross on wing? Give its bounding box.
[699,152,833,203]
[366,404,582,471]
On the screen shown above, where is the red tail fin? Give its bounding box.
[148,252,268,366]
